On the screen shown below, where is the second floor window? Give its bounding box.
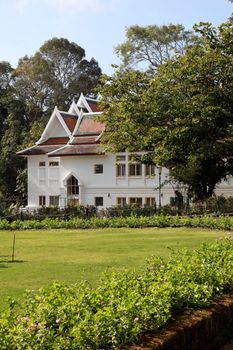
[145,164,155,177]
[129,155,142,177]
[116,155,126,177]
[116,163,126,177]
[49,161,59,167]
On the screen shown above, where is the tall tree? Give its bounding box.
[0,61,27,204]
[0,113,25,200]
[39,38,102,108]
[0,62,14,138]
[14,38,102,117]
[115,24,197,71]
[100,18,233,200]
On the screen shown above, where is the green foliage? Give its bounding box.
[102,205,155,217]
[116,24,197,71]
[100,18,233,201]
[14,38,102,114]
[0,239,232,349]
[2,214,233,231]
[147,19,233,200]
[0,37,102,210]
[0,113,26,199]
[99,69,151,152]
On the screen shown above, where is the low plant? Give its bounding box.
[0,239,232,349]
[2,214,233,231]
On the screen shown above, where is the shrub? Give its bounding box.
[0,239,232,349]
[2,214,233,230]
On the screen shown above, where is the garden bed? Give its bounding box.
[124,293,233,350]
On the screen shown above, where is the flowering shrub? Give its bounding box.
[0,239,232,349]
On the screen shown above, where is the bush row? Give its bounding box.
[0,239,232,349]
[1,214,233,230]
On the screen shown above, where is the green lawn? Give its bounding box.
[0,227,226,310]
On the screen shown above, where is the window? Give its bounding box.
[94,164,103,174]
[116,154,126,177]
[145,165,155,177]
[49,195,59,207]
[116,155,126,162]
[116,197,127,207]
[39,195,46,207]
[129,164,142,176]
[129,197,143,207]
[116,164,126,177]
[145,197,155,207]
[39,161,45,167]
[67,176,79,195]
[49,161,59,167]
[129,155,142,177]
[95,197,103,206]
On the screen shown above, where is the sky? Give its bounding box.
[0,0,232,75]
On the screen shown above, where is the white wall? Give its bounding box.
[27,152,176,209]
[27,155,61,208]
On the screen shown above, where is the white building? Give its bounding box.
[17,94,233,210]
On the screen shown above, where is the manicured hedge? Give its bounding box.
[1,215,233,230]
[0,239,232,349]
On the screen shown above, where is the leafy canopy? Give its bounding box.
[115,24,197,71]
[100,18,233,200]
[14,37,102,115]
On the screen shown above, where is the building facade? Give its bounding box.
[17,94,233,210]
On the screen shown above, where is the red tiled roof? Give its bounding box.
[71,135,99,145]
[17,145,63,156]
[40,137,70,145]
[48,144,104,157]
[87,101,100,112]
[77,116,105,135]
[60,113,78,132]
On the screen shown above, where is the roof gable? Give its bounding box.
[18,92,106,156]
[37,107,73,145]
[60,112,78,132]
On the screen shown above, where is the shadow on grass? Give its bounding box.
[0,256,26,264]
[8,260,25,264]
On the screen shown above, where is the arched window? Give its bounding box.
[67,176,79,196]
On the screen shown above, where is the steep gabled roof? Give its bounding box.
[60,112,78,132]
[70,135,100,145]
[36,107,74,145]
[76,93,93,113]
[47,144,104,157]
[17,93,106,157]
[40,137,70,145]
[75,114,105,135]
[17,145,64,156]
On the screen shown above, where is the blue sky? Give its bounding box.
[0,0,232,74]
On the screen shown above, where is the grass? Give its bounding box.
[0,227,227,310]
